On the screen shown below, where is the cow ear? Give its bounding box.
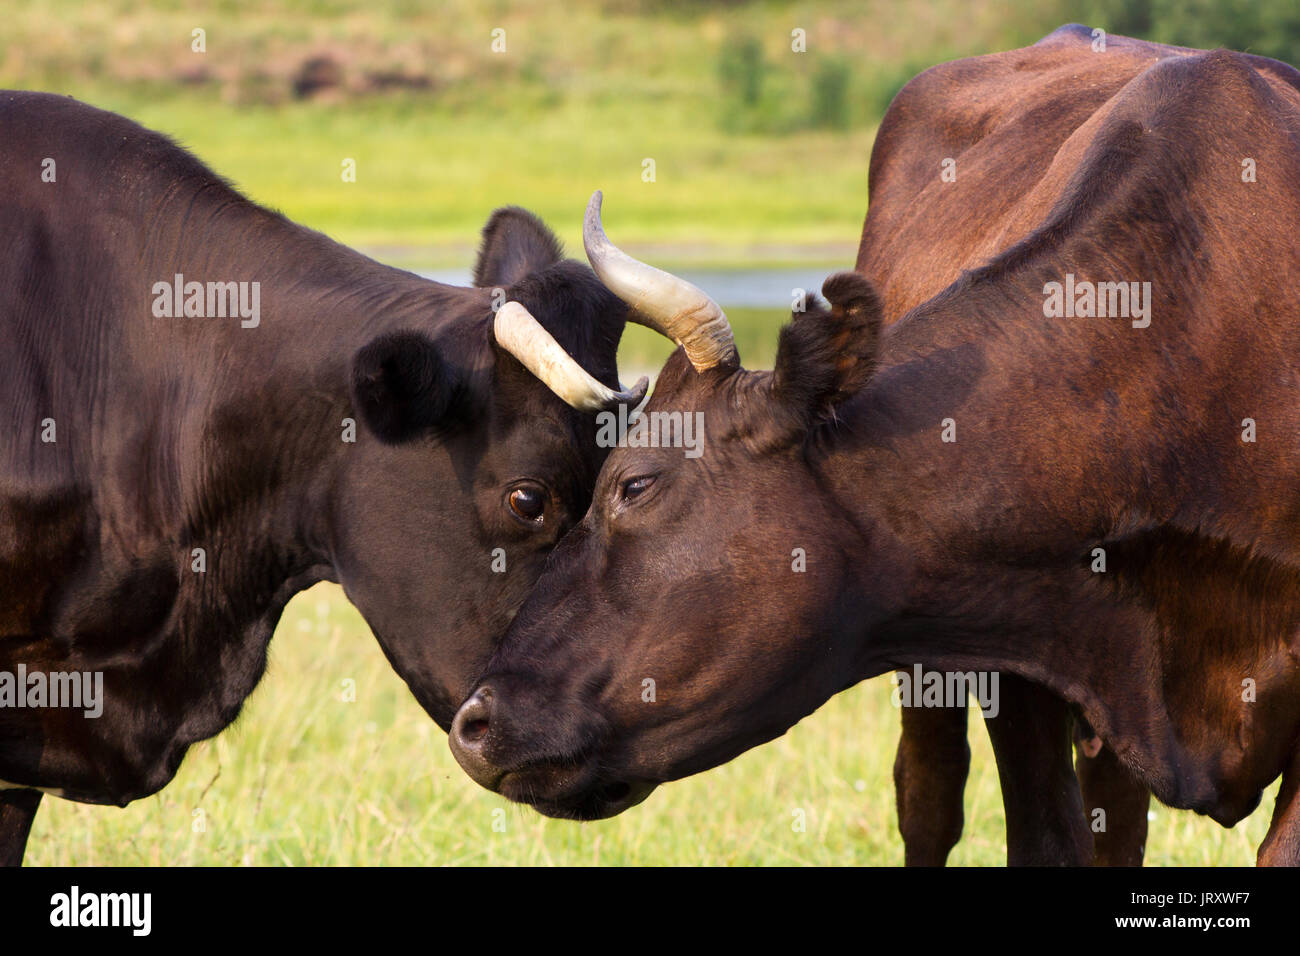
[771,271,882,431]
[350,331,462,444]
[473,206,564,288]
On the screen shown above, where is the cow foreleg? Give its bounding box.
[0,789,42,867]
[1258,747,1300,866]
[983,674,1092,866]
[1075,735,1149,866]
[894,686,969,866]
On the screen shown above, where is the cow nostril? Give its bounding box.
[451,687,494,753]
[450,686,509,791]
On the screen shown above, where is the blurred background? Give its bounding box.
[6,0,1292,864]
[8,0,1300,371]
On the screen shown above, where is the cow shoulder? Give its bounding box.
[1010,45,1300,271]
[865,27,1172,226]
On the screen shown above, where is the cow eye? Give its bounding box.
[620,476,655,501]
[507,486,547,523]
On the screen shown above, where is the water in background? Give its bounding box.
[419,268,838,309]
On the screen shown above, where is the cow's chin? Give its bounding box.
[498,766,656,820]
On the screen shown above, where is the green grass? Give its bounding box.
[25,584,1276,865]
[88,91,874,268]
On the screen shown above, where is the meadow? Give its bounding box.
[26,583,1277,865]
[7,0,1295,266]
[6,0,1295,864]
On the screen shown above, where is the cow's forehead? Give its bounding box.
[475,403,596,478]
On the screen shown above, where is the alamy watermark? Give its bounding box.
[891,665,1000,717]
[1043,273,1151,328]
[596,404,705,459]
[0,666,103,718]
[50,886,151,936]
[151,273,260,328]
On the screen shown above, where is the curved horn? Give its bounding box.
[494,301,648,412]
[583,191,736,372]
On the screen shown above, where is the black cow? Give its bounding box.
[449,31,1300,867]
[0,91,644,864]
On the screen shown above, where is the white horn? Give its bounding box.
[494,301,648,412]
[583,191,736,372]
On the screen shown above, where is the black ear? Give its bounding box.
[772,271,883,427]
[473,206,565,288]
[350,331,461,444]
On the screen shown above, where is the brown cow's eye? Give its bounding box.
[621,476,655,501]
[508,486,546,523]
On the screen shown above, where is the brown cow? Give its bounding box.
[449,30,1300,866]
[856,25,1173,866]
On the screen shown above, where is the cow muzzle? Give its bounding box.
[448,682,655,820]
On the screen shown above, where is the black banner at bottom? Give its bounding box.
[0,865,1282,942]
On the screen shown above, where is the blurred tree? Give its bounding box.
[718,33,766,109]
[1154,0,1300,66]
[810,57,851,130]
[1084,0,1156,37]
[1084,0,1300,66]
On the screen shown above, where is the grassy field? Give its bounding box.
[79,90,877,269]
[5,2,1294,265]
[0,0,1098,266]
[25,583,1277,865]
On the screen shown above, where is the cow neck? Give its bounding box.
[815,286,1267,822]
[132,191,482,641]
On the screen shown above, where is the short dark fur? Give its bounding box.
[0,92,628,864]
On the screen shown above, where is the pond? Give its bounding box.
[419,267,845,377]
[419,267,842,310]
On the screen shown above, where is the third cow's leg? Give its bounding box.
[983,674,1092,866]
[1074,727,1150,866]
[895,683,968,866]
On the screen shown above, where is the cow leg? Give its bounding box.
[1257,747,1300,866]
[1075,736,1150,866]
[0,789,42,867]
[982,674,1092,866]
[894,686,969,866]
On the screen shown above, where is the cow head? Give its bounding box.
[447,194,884,818]
[330,206,647,730]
